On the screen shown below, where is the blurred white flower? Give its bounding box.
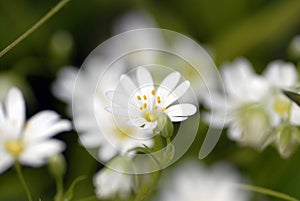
[93,158,133,200]
[205,58,300,157]
[170,37,219,101]
[106,67,197,130]
[53,58,154,162]
[263,61,300,157]
[204,58,271,148]
[0,87,71,174]
[155,160,250,201]
[263,61,300,126]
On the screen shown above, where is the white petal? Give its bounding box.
[6,87,25,137]
[227,123,242,140]
[127,118,147,127]
[165,104,197,117]
[143,121,158,129]
[137,67,154,87]
[79,132,104,148]
[119,75,137,96]
[0,152,14,174]
[290,103,300,126]
[20,140,65,167]
[222,58,254,98]
[52,67,78,102]
[106,91,128,106]
[24,111,71,142]
[98,143,117,162]
[169,116,188,122]
[202,112,230,128]
[163,81,191,107]
[156,72,180,98]
[264,61,297,87]
[105,107,129,117]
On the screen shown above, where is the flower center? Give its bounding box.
[273,97,291,117]
[5,140,24,157]
[136,89,166,122]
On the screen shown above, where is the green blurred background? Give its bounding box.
[1,0,300,200]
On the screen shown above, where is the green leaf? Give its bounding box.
[282,89,300,107]
[64,176,87,201]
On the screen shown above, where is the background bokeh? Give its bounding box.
[1,0,300,200]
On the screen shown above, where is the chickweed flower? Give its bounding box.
[204,58,271,148]
[0,87,71,174]
[205,58,300,157]
[53,61,154,162]
[155,160,250,201]
[106,67,197,132]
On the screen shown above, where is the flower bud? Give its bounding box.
[154,113,174,138]
[48,154,66,179]
[276,125,300,158]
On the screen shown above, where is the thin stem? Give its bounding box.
[14,162,33,201]
[166,137,171,145]
[236,183,299,201]
[0,0,71,58]
[54,176,64,201]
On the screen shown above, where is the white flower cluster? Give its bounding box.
[155,160,250,201]
[205,58,300,157]
[0,87,71,174]
[52,11,201,200]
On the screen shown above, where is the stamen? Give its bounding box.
[157,96,161,104]
[137,95,142,100]
[143,95,147,100]
[151,90,155,96]
[154,105,158,110]
[145,111,150,117]
[139,106,143,110]
[161,108,166,112]
[143,103,147,109]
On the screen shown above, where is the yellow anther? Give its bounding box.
[157,96,161,104]
[143,103,147,108]
[154,105,158,110]
[143,95,147,100]
[161,108,166,112]
[145,111,150,117]
[151,90,155,96]
[137,95,142,100]
[139,106,143,110]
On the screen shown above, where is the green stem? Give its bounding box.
[0,0,71,58]
[14,162,33,201]
[54,176,64,201]
[166,137,171,145]
[236,183,299,201]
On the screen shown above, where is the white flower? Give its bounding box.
[106,67,197,130]
[53,58,154,162]
[205,58,300,156]
[262,61,300,157]
[0,87,71,174]
[204,58,271,148]
[93,158,133,200]
[263,61,300,126]
[155,160,250,201]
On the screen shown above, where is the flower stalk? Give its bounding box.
[14,162,33,201]
[0,0,71,58]
[236,183,299,201]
